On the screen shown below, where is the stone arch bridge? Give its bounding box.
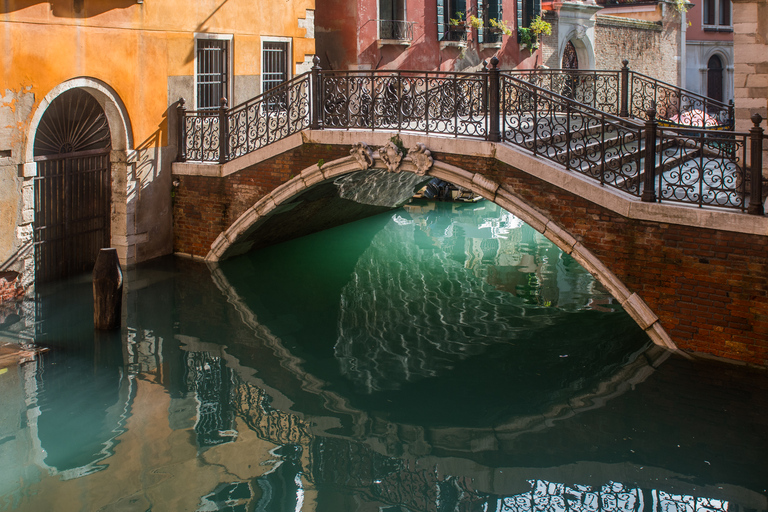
[172,62,768,366]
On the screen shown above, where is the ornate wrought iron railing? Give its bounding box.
[177,73,311,163]
[500,74,645,196]
[505,69,623,117]
[507,61,734,129]
[378,19,415,41]
[177,57,764,215]
[629,70,733,128]
[319,69,488,138]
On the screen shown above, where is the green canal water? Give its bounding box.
[1,200,767,511]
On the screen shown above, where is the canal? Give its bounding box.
[0,200,766,511]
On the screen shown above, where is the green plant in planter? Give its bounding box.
[449,12,465,26]
[518,27,533,49]
[530,15,552,38]
[488,18,513,36]
[518,16,551,50]
[468,14,484,29]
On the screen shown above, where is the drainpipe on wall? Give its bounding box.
[680,6,687,88]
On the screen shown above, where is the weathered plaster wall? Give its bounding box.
[315,0,530,72]
[0,0,316,286]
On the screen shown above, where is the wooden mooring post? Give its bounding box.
[93,248,122,330]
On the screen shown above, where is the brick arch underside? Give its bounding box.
[206,152,677,352]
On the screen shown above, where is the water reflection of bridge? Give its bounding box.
[3,259,767,511]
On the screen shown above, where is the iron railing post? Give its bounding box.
[620,59,629,118]
[176,98,187,162]
[219,98,228,164]
[729,99,735,130]
[310,55,321,130]
[749,113,765,215]
[488,56,500,142]
[642,103,658,202]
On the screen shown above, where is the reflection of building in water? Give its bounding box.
[334,201,627,393]
[403,201,616,311]
[494,480,730,512]
[185,352,238,448]
[2,326,759,512]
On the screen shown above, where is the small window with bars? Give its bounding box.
[262,41,290,111]
[262,41,290,92]
[196,37,230,111]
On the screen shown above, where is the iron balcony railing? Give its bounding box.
[177,57,764,216]
[378,19,415,41]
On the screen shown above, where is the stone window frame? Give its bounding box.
[378,0,408,41]
[698,45,734,103]
[701,0,732,31]
[194,33,234,111]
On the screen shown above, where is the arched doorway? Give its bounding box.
[561,40,578,69]
[707,55,723,102]
[33,89,112,283]
[561,41,579,100]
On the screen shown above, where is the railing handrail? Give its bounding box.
[629,69,733,113]
[231,71,311,113]
[179,72,312,116]
[500,71,643,129]
[318,68,487,79]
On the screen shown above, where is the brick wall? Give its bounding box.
[595,15,679,86]
[173,144,352,257]
[435,151,768,366]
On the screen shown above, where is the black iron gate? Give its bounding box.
[33,149,111,282]
[32,88,112,283]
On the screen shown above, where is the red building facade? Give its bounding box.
[316,0,542,71]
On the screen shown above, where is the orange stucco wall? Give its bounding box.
[1,0,315,149]
[0,0,315,279]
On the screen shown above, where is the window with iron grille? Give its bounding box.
[262,41,290,93]
[478,0,502,44]
[196,37,230,111]
[379,0,407,39]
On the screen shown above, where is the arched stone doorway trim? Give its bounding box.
[24,77,133,165]
[700,47,733,103]
[23,78,135,272]
[559,31,594,70]
[206,148,677,352]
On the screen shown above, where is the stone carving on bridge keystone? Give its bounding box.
[407,143,433,175]
[350,142,374,170]
[379,141,403,173]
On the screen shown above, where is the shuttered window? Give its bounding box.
[437,0,466,41]
[517,0,540,32]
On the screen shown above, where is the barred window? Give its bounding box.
[262,41,290,93]
[196,37,230,111]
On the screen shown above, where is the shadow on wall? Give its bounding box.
[1,0,139,17]
[126,107,173,261]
